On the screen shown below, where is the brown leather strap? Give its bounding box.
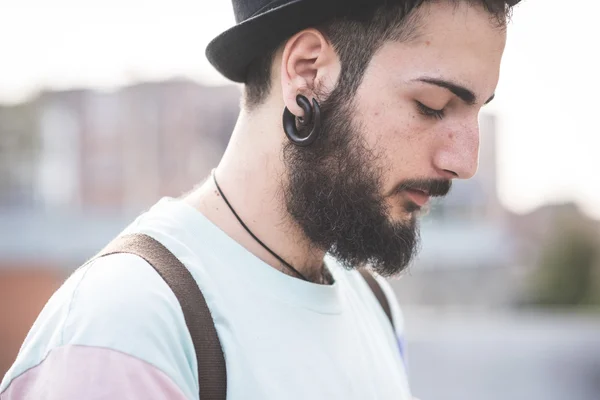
[93,233,226,400]
[359,269,395,330]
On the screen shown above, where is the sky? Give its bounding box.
[0,0,598,219]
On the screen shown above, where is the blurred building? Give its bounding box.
[0,101,39,208]
[508,201,600,307]
[509,202,600,264]
[33,80,240,212]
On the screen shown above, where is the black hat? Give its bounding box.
[206,0,522,83]
[205,0,375,83]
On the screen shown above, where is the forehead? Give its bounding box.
[367,2,507,96]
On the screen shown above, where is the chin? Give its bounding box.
[389,199,421,218]
[388,209,416,225]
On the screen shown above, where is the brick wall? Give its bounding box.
[0,265,66,379]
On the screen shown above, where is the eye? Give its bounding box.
[415,101,445,120]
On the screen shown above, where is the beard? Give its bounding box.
[282,85,450,278]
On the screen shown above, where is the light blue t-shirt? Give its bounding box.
[1,198,412,399]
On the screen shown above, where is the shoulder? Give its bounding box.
[373,275,408,362]
[1,253,198,400]
[335,265,408,359]
[373,275,406,335]
[61,253,186,346]
[333,264,406,335]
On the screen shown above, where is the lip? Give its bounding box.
[404,189,431,207]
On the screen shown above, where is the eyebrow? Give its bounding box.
[416,77,495,105]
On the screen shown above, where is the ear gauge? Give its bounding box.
[282,94,321,147]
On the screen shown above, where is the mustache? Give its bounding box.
[394,179,452,197]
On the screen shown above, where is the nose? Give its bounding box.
[432,120,480,180]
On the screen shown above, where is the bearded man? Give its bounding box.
[1,0,520,399]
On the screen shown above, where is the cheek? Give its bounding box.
[357,96,431,171]
[352,79,436,191]
[355,77,430,146]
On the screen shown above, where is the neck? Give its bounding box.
[184,107,328,283]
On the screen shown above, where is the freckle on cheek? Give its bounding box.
[448,132,454,140]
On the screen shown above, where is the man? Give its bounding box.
[1,0,519,398]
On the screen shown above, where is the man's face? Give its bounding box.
[356,2,507,220]
[283,2,507,276]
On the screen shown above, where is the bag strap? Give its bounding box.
[358,269,395,330]
[92,233,226,400]
[89,234,391,400]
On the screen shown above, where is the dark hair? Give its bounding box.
[243,0,512,110]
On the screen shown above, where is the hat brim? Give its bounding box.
[206,0,521,83]
[205,0,365,83]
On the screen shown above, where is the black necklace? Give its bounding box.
[211,171,310,282]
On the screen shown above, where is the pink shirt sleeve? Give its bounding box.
[0,345,188,400]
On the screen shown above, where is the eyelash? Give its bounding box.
[416,101,445,120]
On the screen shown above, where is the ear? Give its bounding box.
[280,28,340,117]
